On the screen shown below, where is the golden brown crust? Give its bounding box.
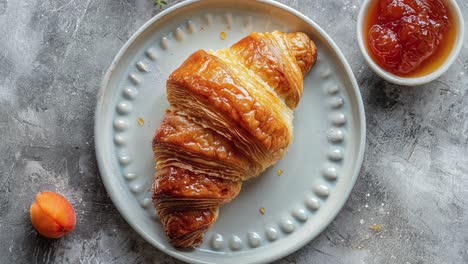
[230,32,298,108]
[153,111,256,180]
[277,32,317,76]
[161,209,217,247]
[167,50,292,158]
[153,166,241,200]
[152,31,317,247]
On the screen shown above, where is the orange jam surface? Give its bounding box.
[364,0,457,77]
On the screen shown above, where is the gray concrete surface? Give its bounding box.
[1,0,467,263]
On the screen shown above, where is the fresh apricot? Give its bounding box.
[30,192,76,238]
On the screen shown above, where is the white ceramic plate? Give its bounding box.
[95,1,366,263]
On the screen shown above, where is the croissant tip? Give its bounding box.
[287,32,317,76]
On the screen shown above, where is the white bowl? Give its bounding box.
[357,0,464,86]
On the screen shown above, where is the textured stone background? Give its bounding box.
[1,0,467,263]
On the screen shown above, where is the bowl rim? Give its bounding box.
[356,0,465,86]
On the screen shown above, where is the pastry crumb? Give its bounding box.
[370,224,383,232]
[137,117,145,126]
[220,31,227,40]
[259,207,265,215]
[277,169,284,176]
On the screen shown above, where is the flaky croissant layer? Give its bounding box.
[152,31,317,247]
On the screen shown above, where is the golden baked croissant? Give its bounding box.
[152,31,317,247]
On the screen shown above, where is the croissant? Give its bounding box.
[152,31,317,247]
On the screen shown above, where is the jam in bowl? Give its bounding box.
[357,0,464,85]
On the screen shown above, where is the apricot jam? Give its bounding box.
[364,0,457,77]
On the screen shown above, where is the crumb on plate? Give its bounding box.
[138,117,145,126]
[259,207,265,215]
[220,31,227,40]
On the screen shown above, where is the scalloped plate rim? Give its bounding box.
[95,0,366,263]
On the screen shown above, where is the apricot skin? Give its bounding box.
[30,192,76,238]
